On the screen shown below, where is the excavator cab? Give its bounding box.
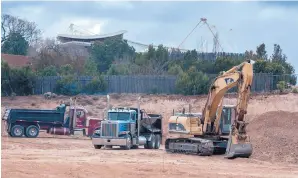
[219,105,236,135]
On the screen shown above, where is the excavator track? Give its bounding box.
[165,138,214,156]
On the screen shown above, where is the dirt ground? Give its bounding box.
[1,93,298,178]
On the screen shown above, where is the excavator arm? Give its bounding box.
[225,59,254,158]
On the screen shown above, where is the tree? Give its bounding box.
[256,43,267,60]
[60,64,74,76]
[176,66,210,95]
[38,65,58,76]
[181,49,198,71]
[1,32,29,55]
[213,56,243,74]
[1,61,12,96]
[168,64,183,75]
[244,50,257,61]
[32,38,86,75]
[91,38,135,73]
[271,44,284,63]
[83,59,98,76]
[1,61,36,96]
[1,14,42,45]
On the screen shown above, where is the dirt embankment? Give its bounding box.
[248,111,298,164]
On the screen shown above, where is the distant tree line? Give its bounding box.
[1,14,296,96]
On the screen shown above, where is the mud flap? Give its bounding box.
[225,135,253,159]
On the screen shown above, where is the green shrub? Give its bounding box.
[83,75,107,94]
[292,88,298,93]
[55,75,81,96]
[276,81,286,93]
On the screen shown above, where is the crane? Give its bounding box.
[165,59,255,159]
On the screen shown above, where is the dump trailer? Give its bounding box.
[92,95,163,150]
[2,103,102,138]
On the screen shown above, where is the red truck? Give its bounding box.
[2,104,102,138]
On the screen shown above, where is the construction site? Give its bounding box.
[1,92,298,178]
[1,4,298,177]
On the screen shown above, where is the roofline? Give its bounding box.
[57,30,127,40]
[58,41,92,47]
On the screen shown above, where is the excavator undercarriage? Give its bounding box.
[165,136,228,156]
[165,136,252,158]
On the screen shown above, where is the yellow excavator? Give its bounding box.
[165,59,254,159]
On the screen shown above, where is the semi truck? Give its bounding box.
[91,95,163,150]
[2,99,102,138]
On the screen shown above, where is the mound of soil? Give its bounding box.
[248,111,298,164]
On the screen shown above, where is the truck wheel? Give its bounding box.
[144,142,149,149]
[147,134,156,149]
[154,134,161,149]
[132,145,139,149]
[25,125,39,138]
[121,134,132,150]
[11,125,24,137]
[125,135,132,150]
[82,129,86,136]
[94,145,102,149]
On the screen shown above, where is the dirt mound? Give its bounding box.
[248,111,298,164]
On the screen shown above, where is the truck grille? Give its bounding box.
[101,122,118,137]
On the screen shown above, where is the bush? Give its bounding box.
[276,81,286,93]
[37,65,58,76]
[83,75,107,94]
[1,61,36,96]
[292,88,298,93]
[176,66,209,95]
[55,75,81,96]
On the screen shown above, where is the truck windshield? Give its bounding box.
[108,112,131,121]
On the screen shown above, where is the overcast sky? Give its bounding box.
[2,1,298,72]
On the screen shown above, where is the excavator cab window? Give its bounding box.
[220,107,232,134]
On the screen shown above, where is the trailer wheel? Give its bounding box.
[147,134,156,149]
[94,145,102,149]
[11,125,24,137]
[154,134,161,149]
[25,125,39,138]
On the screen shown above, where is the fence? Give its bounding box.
[32,73,297,95]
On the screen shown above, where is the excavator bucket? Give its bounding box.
[225,134,253,159]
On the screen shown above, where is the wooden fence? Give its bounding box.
[32,73,297,95]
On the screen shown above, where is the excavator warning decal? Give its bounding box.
[225,78,234,85]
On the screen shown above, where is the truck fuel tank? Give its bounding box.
[138,135,147,145]
[49,127,70,135]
